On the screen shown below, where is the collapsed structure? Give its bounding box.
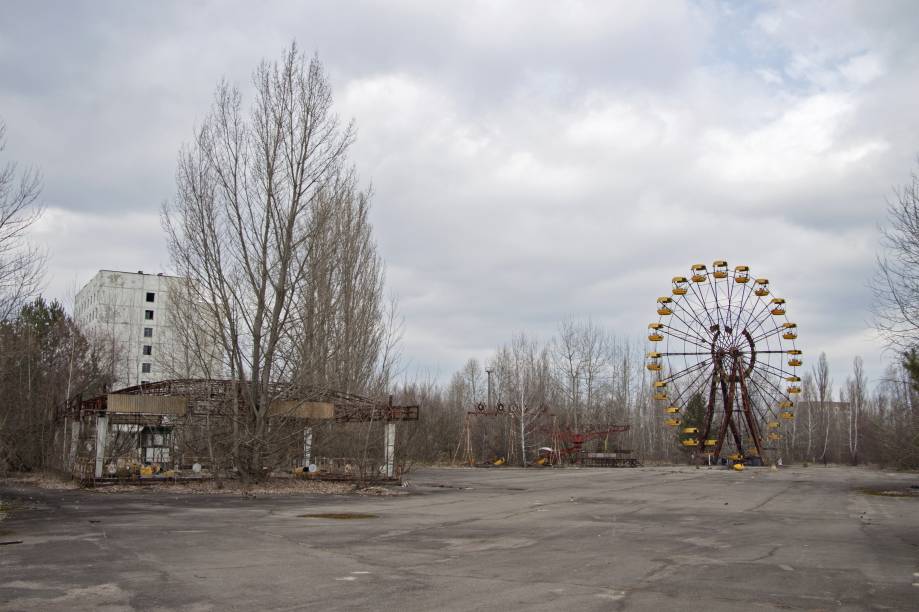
[60,379,419,482]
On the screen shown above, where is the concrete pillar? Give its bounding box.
[68,417,81,471]
[94,414,109,479]
[384,422,396,478]
[302,426,313,467]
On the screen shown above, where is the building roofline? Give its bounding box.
[95,269,183,278]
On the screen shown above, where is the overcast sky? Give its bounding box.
[2,1,918,387]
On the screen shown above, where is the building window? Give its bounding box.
[143,345,152,356]
[142,363,151,373]
[144,327,153,337]
[145,310,154,320]
[146,292,155,302]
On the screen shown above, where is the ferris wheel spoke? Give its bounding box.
[666,361,716,405]
[744,374,785,409]
[739,296,774,336]
[662,326,713,352]
[707,272,724,332]
[750,325,789,344]
[688,279,717,331]
[747,367,792,404]
[756,359,799,380]
[658,351,711,356]
[732,278,757,331]
[662,357,714,384]
[671,297,714,341]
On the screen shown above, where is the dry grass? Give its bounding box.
[0,471,80,490]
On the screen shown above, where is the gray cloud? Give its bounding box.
[3,0,918,387]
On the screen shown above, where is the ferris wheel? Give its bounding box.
[646,261,802,463]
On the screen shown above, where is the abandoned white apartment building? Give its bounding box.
[74,269,222,390]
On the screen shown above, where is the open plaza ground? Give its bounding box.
[1,465,918,611]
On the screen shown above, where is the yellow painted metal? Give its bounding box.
[681,438,699,446]
[733,463,745,471]
[653,392,668,401]
[755,278,769,285]
[647,351,662,358]
[779,401,794,408]
[673,287,688,295]
[783,322,797,328]
[728,453,743,461]
[704,439,718,446]
[648,323,664,330]
[788,358,802,367]
[682,427,699,434]
[665,406,680,414]
[767,421,780,429]
[771,297,786,304]
[648,333,663,342]
[780,411,794,420]
[783,332,798,340]
[787,349,802,355]
[785,375,801,382]
[691,264,707,271]
[656,297,673,315]
[664,418,681,427]
[713,260,728,278]
[654,380,667,388]
[672,276,688,283]
[755,288,770,296]
[692,273,707,283]
[646,363,662,371]
[787,386,801,394]
[734,265,750,283]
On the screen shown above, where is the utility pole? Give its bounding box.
[486,367,494,410]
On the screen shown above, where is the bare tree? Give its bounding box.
[163,44,354,478]
[845,356,865,465]
[0,119,45,320]
[814,352,833,464]
[873,161,919,349]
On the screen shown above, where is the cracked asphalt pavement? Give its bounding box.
[1,465,918,611]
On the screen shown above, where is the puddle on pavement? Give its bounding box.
[859,487,919,498]
[299,512,379,520]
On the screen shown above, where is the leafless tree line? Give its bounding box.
[392,319,918,469]
[0,118,114,473]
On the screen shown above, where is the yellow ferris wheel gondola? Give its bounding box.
[672,276,689,295]
[770,298,786,316]
[664,417,681,427]
[690,264,707,283]
[734,265,750,283]
[782,322,798,340]
[754,278,770,297]
[712,260,728,279]
[657,296,673,316]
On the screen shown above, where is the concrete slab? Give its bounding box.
[1,466,918,611]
